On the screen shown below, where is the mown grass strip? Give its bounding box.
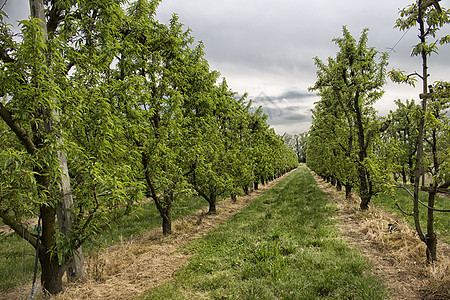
[140,166,386,299]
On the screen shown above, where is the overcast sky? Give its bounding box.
[3,0,450,134]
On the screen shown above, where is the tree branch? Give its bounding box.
[47,0,64,36]
[379,119,391,132]
[395,202,414,216]
[438,181,450,189]
[0,209,38,249]
[0,103,36,154]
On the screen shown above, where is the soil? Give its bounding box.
[3,169,449,299]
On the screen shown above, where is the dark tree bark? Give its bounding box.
[242,185,250,195]
[207,194,217,214]
[142,150,174,235]
[158,200,172,235]
[39,250,64,295]
[336,179,342,191]
[401,166,408,184]
[345,184,352,199]
[39,205,64,294]
[231,193,237,202]
[426,190,437,262]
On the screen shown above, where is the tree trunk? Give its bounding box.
[358,166,371,210]
[401,166,407,184]
[358,170,372,210]
[161,208,172,235]
[336,179,342,191]
[412,1,429,256]
[345,184,352,199]
[360,194,370,210]
[242,185,249,195]
[154,199,172,235]
[29,0,85,285]
[207,195,217,214]
[141,150,173,235]
[231,193,237,202]
[426,190,437,262]
[155,195,173,235]
[40,205,64,294]
[39,249,64,295]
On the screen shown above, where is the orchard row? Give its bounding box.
[0,0,297,294]
[306,3,450,264]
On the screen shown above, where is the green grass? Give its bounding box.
[372,187,450,244]
[139,167,387,300]
[0,195,208,290]
[0,232,39,290]
[84,195,208,253]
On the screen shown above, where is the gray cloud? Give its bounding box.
[250,89,315,133]
[272,91,315,101]
[2,0,29,25]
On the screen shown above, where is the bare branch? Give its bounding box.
[395,202,414,216]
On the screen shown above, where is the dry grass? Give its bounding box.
[312,172,450,300]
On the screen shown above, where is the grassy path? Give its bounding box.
[141,167,386,299]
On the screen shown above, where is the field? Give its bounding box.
[1,166,449,299]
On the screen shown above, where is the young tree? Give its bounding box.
[307,78,359,197]
[390,0,450,262]
[114,0,199,235]
[184,79,238,214]
[0,1,141,293]
[309,26,389,210]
